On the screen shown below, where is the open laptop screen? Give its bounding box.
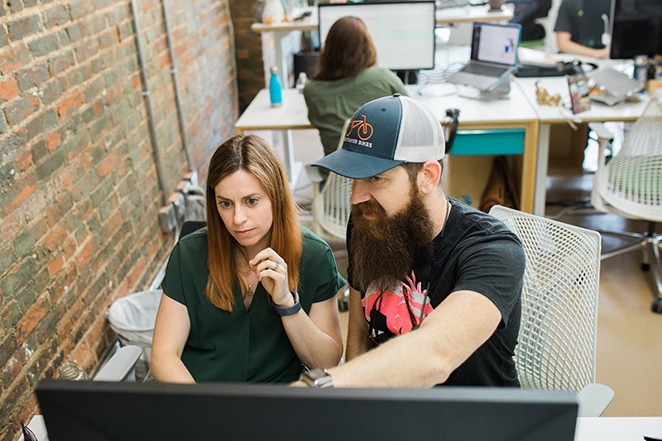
[471,22,521,66]
[36,380,578,441]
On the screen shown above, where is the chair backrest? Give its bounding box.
[592,92,662,222]
[489,205,602,393]
[309,170,353,241]
[543,0,562,53]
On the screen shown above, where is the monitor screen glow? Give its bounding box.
[36,379,579,441]
[318,1,437,71]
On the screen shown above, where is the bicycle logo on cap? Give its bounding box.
[346,114,373,141]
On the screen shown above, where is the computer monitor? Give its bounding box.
[36,379,579,441]
[609,0,662,60]
[318,1,436,71]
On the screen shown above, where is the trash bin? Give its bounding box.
[107,289,161,380]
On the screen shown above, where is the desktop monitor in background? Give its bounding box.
[609,0,662,60]
[36,379,579,441]
[317,1,436,71]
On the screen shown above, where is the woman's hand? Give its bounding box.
[250,248,293,307]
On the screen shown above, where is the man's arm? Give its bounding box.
[327,289,502,387]
[344,286,371,361]
[556,32,609,58]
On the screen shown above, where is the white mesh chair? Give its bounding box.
[588,91,662,313]
[306,166,353,242]
[489,205,614,417]
[305,165,352,310]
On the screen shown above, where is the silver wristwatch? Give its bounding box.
[300,368,334,388]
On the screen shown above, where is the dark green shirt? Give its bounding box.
[161,227,346,383]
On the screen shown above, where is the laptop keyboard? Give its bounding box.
[462,63,509,77]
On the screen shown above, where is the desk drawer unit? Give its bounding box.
[451,128,525,156]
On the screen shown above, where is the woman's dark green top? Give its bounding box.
[161,227,346,383]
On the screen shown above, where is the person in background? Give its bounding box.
[509,0,552,42]
[296,94,526,389]
[304,16,407,158]
[151,135,345,383]
[554,0,612,58]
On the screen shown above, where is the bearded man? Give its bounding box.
[298,94,525,388]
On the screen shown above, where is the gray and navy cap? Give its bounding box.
[312,94,446,179]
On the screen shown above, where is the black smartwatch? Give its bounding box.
[300,368,334,388]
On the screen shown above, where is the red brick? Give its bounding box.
[16,295,51,344]
[56,89,83,119]
[44,225,67,251]
[16,150,32,171]
[45,130,61,151]
[0,75,19,100]
[74,236,94,271]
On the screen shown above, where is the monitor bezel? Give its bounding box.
[37,379,578,441]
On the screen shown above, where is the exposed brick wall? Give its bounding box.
[0,0,240,438]
[229,0,269,112]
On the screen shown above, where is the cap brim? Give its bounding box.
[312,148,404,179]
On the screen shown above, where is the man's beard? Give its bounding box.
[349,185,435,293]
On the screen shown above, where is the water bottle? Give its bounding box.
[269,66,282,108]
[296,72,307,94]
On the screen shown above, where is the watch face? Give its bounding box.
[302,369,333,388]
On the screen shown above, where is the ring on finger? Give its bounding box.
[275,262,279,270]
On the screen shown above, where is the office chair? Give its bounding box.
[305,166,352,310]
[107,221,208,383]
[489,205,614,417]
[588,91,662,314]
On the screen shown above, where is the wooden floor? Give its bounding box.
[269,128,662,417]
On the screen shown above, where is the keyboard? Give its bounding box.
[461,63,509,77]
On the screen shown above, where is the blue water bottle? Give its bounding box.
[269,66,282,108]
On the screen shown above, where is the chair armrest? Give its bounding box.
[305,164,325,183]
[576,383,615,417]
[93,345,142,382]
[588,122,614,142]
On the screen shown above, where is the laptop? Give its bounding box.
[588,67,643,106]
[447,22,522,92]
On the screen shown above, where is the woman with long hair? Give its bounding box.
[151,135,345,383]
[304,16,407,157]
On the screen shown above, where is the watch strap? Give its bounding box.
[274,291,301,316]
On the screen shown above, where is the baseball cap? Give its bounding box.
[312,94,446,179]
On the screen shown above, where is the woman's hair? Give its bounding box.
[313,16,377,81]
[204,135,302,311]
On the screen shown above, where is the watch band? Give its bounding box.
[274,291,301,316]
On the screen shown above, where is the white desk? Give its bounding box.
[575,417,662,441]
[435,4,513,24]
[516,76,650,215]
[251,7,317,87]
[235,89,309,188]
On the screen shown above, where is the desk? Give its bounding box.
[251,7,317,87]
[574,417,662,441]
[516,77,650,215]
[21,414,662,441]
[235,88,309,188]
[435,4,513,24]
[412,82,538,212]
[235,83,539,213]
